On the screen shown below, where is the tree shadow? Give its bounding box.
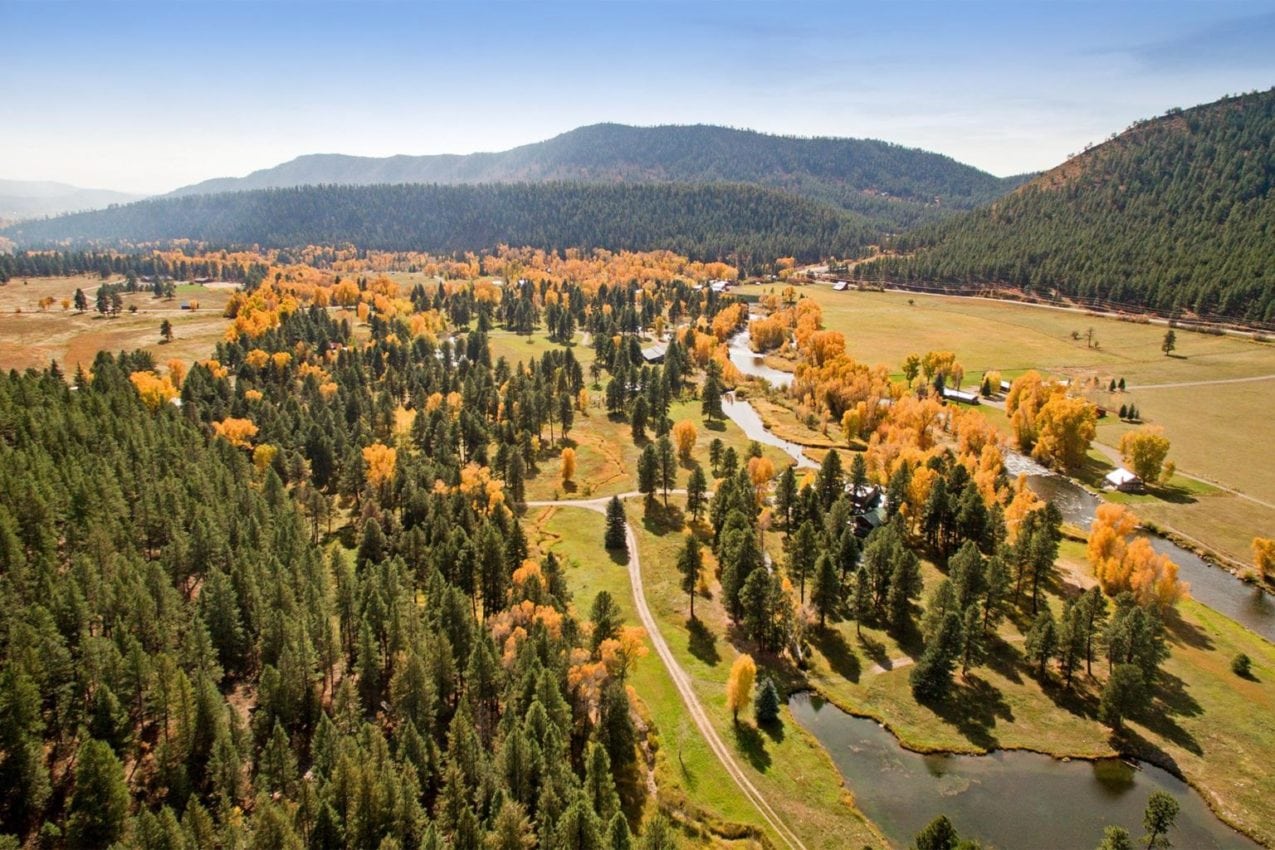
[809,627,861,683]
[925,674,1011,751]
[1038,675,1100,721]
[857,633,892,672]
[1164,610,1213,651]
[1141,672,1203,756]
[687,617,721,667]
[608,547,629,567]
[562,480,578,494]
[704,420,727,432]
[732,722,771,773]
[759,716,786,745]
[1145,484,1198,505]
[1113,726,1184,779]
[642,503,685,534]
[984,634,1024,685]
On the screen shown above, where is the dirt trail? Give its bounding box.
[525,494,808,850]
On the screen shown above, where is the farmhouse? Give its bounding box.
[940,387,981,405]
[1104,467,1145,493]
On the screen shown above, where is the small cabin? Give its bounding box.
[833,280,849,292]
[999,379,1012,393]
[940,387,981,405]
[640,342,668,364]
[1104,467,1144,493]
[708,280,731,294]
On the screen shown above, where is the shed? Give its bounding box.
[940,387,981,405]
[1000,379,1012,393]
[833,280,849,291]
[641,342,668,364]
[1104,467,1144,493]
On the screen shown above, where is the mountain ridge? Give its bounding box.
[168,123,1028,231]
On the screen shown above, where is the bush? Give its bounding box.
[1232,653,1253,678]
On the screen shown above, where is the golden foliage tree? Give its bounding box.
[128,371,179,412]
[1254,537,1275,579]
[671,420,698,461]
[1032,395,1097,471]
[211,417,259,449]
[726,654,756,723]
[363,443,397,489]
[1088,504,1187,608]
[747,456,775,505]
[560,448,576,484]
[1119,426,1172,483]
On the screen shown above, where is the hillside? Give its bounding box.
[859,89,1275,324]
[0,179,143,219]
[0,181,872,264]
[168,123,1026,231]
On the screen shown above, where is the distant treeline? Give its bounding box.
[0,250,267,285]
[858,89,1275,324]
[1,182,875,267]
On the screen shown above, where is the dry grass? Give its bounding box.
[0,275,233,373]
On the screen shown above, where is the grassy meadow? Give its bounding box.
[0,274,234,372]
[736,283,1275,568]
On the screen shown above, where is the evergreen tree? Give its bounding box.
[66,739,130,850]
[812,552,841,628]
[686,464,708,522]
[678,535,703,621]
[754,677,781,725]
[605,496,628,552]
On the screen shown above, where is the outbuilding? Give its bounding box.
[940,387,981,405]
[1104,467,1145,493]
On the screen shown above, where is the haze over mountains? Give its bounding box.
[0,179,143,221]
[5,92,1273,324]
[167,123,1028,230]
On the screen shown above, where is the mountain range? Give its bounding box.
[0,179,143,221]
[166,123,1026,231]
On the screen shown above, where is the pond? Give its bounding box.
[1005,452,1275,642]
[789,692,1261,850]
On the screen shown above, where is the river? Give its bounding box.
[727,321,1275,642]
[1004,452,1275,641]
[790,692,1261,850]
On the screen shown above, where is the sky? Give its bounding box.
[3,0,1274,195]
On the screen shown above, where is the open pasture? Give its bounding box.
[0,274,234,372]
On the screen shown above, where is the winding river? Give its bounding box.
[729,322,1275,643]
[720,319,1270,847]
[790,692,1261,849]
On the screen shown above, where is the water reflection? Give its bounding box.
[790,693,1260,850]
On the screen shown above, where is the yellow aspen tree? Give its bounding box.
[1254,537,1275,579]
[1118,426,1172,483]
[671,420,698,461]
[560,448,576,484]
[726,654,756,723]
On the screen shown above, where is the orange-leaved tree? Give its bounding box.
[560,447,576,484]
[671,420,697,461]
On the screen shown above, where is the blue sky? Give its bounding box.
[3,0,1274,194]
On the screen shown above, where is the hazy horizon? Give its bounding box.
[3,0,1275,195]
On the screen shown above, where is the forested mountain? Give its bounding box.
[859,89,1275,324]
[0,179,143,220]
[168,123,1026,231]
[0,182,873,265]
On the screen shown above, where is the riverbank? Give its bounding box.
[712,383,1275,847]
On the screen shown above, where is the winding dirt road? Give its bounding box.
[525,493,808,850]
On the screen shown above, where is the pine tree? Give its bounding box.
[754,677,781,725]
[788,521,818,603]
[637,445,659,506]
[1025,609,1058,679]
[66,739,130,849]
[812,553,841,628]
[605,496,628,553]
[909,612,964,701]
[678,535,703,620]
[686,465,708,522]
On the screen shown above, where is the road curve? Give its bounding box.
[525,495,808,850]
